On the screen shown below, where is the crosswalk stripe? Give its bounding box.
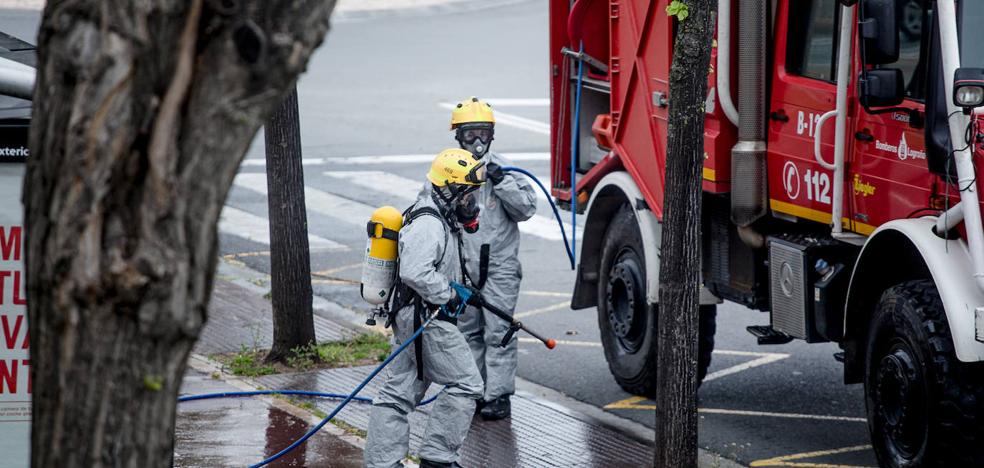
[233,173,376,228]
[239,152,549,167]
[482,98,550,107]
[439,102,550,135]
[323,170,579,242]
[219,205,347,251]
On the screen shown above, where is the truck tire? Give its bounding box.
[597,207,716,397]
[864,280,984,467]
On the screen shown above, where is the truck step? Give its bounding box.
[746,325,795,345]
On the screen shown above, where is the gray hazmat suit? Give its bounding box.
[364,187,484,468]
[456,152,537,401]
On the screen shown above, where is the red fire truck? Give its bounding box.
[550,0,984,465]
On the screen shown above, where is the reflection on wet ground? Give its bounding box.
[259,367,654,467]
[175,369,363,467]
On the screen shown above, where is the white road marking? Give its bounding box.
[701,408,867,423]
[482,98,550,107]
[522,337,791,384]
[323,170,579,242]
[703,351,789,383]
[521,290,571,298]
[234,173,375,227]
[239,152,549,167]
[514,301,569,319]
[439,102,550,135]
[219,206,347,251]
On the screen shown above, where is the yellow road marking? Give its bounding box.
[312,262,362,277]
[514,301,569,319]
[222,250,271,261]
[604,396,866,423]
[749,445,874,468]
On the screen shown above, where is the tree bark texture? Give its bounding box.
[654,1,716,467]
[264,86,316,363]
[24,1,335,466]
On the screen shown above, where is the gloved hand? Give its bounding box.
[455,194,480,233]
[446,288,465,315]
[486,162,505,185]
[449,281,483,307]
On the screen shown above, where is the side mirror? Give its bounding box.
[859,68,905,107]
[953,67,984,111]
[858,0,900,65]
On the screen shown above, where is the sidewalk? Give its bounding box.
[175,277,738,467]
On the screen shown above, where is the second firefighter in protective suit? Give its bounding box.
[450,97,538,420]
[364,149,487,468]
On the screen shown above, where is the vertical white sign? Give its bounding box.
[0,225,28,466]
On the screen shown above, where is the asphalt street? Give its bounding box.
[3,2,878,467]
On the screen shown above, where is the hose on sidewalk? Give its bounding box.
[180,311,438,467]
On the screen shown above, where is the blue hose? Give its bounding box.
[249,313,434,467]
[178,313,438,468]
[177,389,439,406]
[570,41,585,266]
[502,166,575,269]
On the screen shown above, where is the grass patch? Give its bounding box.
[287,333,391,372]
[214,345,277,377]
[331,418,368,438]
[213,333,391,376]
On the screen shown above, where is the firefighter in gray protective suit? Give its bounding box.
[450,97,538,420]
[364,149,487,468]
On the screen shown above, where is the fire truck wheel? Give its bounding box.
[864,279,984,468]
[597,207,716,397]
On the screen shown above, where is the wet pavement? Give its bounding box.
[259,368,654,467]
[176,368,364,468]
[176,278,660,467]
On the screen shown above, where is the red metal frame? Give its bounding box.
[550,0,969,233]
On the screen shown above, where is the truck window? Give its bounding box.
[890,0,929,101]
[786,0,839,82]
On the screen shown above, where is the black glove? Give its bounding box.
[455,194,480,233]
[486,162,505,185]
[446,288,465,314]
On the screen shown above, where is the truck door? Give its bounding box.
[851,2,935,232]
[767,0,853,226]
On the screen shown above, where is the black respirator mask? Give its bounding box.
[455,123,494,159]
[433,184,481,233]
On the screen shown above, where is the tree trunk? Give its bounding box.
[264,86,316,363]
[654,1,716,467]
[24,1,335,466]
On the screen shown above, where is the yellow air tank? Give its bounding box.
[361,206,403,305]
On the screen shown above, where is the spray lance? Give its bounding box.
[450,281,556,349]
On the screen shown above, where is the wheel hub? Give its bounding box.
[605,253,645,353]
[875,346,924,459]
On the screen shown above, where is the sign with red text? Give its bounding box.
[0,225,28,466]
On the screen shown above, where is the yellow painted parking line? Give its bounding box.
[312,262,362,277]
[749,445,873,467]
[604,396,866,423]
[222,250,271,261]
[514,301,569,319]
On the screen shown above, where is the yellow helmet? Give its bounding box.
[449,97,495,130]
[427,148,487,187]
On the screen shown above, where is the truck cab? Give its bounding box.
[549,1,984,465]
